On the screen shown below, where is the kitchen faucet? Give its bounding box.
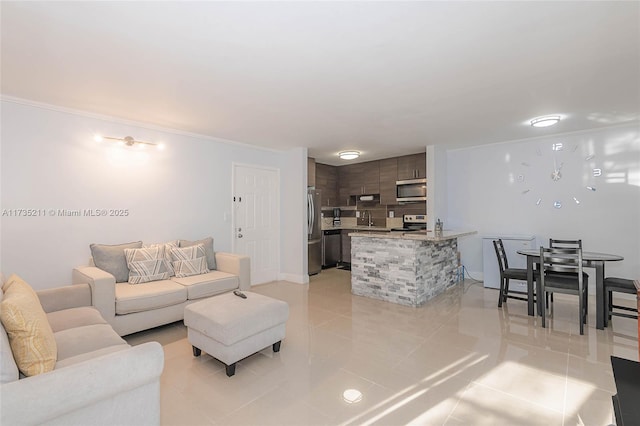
[363,210,373,227]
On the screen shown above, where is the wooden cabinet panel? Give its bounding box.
[379,158,398,205]
[414,152,427,179]
[338,161,380,198]
[361,161,380,195]
[307,157,316,187]
[316,163,338,207]
[397,153,426,180]
[341,230,352,263]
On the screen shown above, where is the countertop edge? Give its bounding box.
[349,230,477,241]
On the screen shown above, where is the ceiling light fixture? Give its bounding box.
[339,151,360,160]
[530,115,561,128]
[342,389,363,404]
[94,134,164,150]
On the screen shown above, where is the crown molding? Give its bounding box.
[0,95,282,153]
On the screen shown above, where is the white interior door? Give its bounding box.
[232,164,280,285]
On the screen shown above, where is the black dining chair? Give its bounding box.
[493,239,535,308]
[540,246,588,335]
[548,239,589,306]
[604,277,639,326]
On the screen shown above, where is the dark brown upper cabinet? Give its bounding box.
[315,163,338,207]
[397,153,426,180]
[379,158,398,205]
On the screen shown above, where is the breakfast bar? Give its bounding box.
[350,230,476,307]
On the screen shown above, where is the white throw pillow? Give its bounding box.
[124,246,171,284]
[170,244,209,278]
[143,241,178,277]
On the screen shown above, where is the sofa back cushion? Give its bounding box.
[0,274,57,377]
[90,241,143,283]
[0,288,20,383]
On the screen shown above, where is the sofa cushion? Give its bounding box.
[0,319,19,383]
[47,307,108,333]
[55,345,130,369]
[115,280,187,315]
[0,288,19,384]
[90,241,143,283]
[124,246,171,284]
[0,274,57,376]
[54,324,128,361]
[179,237,217,270]
[170,245,209,278]
[172,270,239,300]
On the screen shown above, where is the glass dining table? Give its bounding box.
[516,249,624,329]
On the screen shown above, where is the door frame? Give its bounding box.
[231,162,281,284]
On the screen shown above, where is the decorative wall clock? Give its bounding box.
[516,142,602,209]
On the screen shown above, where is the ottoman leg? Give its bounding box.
[273,340,281,352]
[225,363,236,377]
[192,346,201,357]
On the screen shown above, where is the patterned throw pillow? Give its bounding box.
[178,237,216,270]
[170,244,209,278]
[144,241,178,277]
[0,274,57,377]
[124,246,171,284]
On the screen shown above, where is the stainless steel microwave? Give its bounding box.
[396,178,427,203]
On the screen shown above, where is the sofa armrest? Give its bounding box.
[215,252,251,290]
[37,283,92,313]
[72,266,116,321]
[0,342,164,426]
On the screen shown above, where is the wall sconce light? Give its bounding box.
[530,115,561,128]
[94,135,165,150]
[338,150,360,160]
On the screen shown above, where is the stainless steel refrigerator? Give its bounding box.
[307,189,322,275]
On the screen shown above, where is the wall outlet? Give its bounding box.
[356,211,360,218]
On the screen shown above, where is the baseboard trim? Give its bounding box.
[278,273,308,284]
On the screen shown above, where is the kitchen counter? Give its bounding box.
[323,225,392,232]
[348,230,476,241]
[350,230,476,307]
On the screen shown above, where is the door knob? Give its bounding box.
[237,234,243,238]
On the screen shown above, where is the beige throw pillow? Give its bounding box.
[170,244,209,278]
[0,274,57,376]
[124,246,171,284]
[143,241,178,277]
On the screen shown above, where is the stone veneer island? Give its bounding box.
[349,230,476,307]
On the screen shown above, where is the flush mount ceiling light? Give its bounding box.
[94,135,165,150]
[530,115,561,128]
[342,389,363,404]
[339,151,360,160]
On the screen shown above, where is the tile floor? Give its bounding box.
[124,269,639,425]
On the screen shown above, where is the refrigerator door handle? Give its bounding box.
[307,193,313,235]
[309,193,315,234]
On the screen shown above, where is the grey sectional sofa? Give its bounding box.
[0,282,164,426]
[73,251,251,336]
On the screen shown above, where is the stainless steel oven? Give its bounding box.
[396,178,427,203]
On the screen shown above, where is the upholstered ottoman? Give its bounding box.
[184,291,289,376]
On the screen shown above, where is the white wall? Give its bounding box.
[279,147,309,284]
[427,144,448,231]
[447,123,640,283]
[0,99,305,289]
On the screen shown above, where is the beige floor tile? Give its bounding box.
[563,384,615,426]
[120,268,637,426]
[451,382,563,425]
[566,354,616,393]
